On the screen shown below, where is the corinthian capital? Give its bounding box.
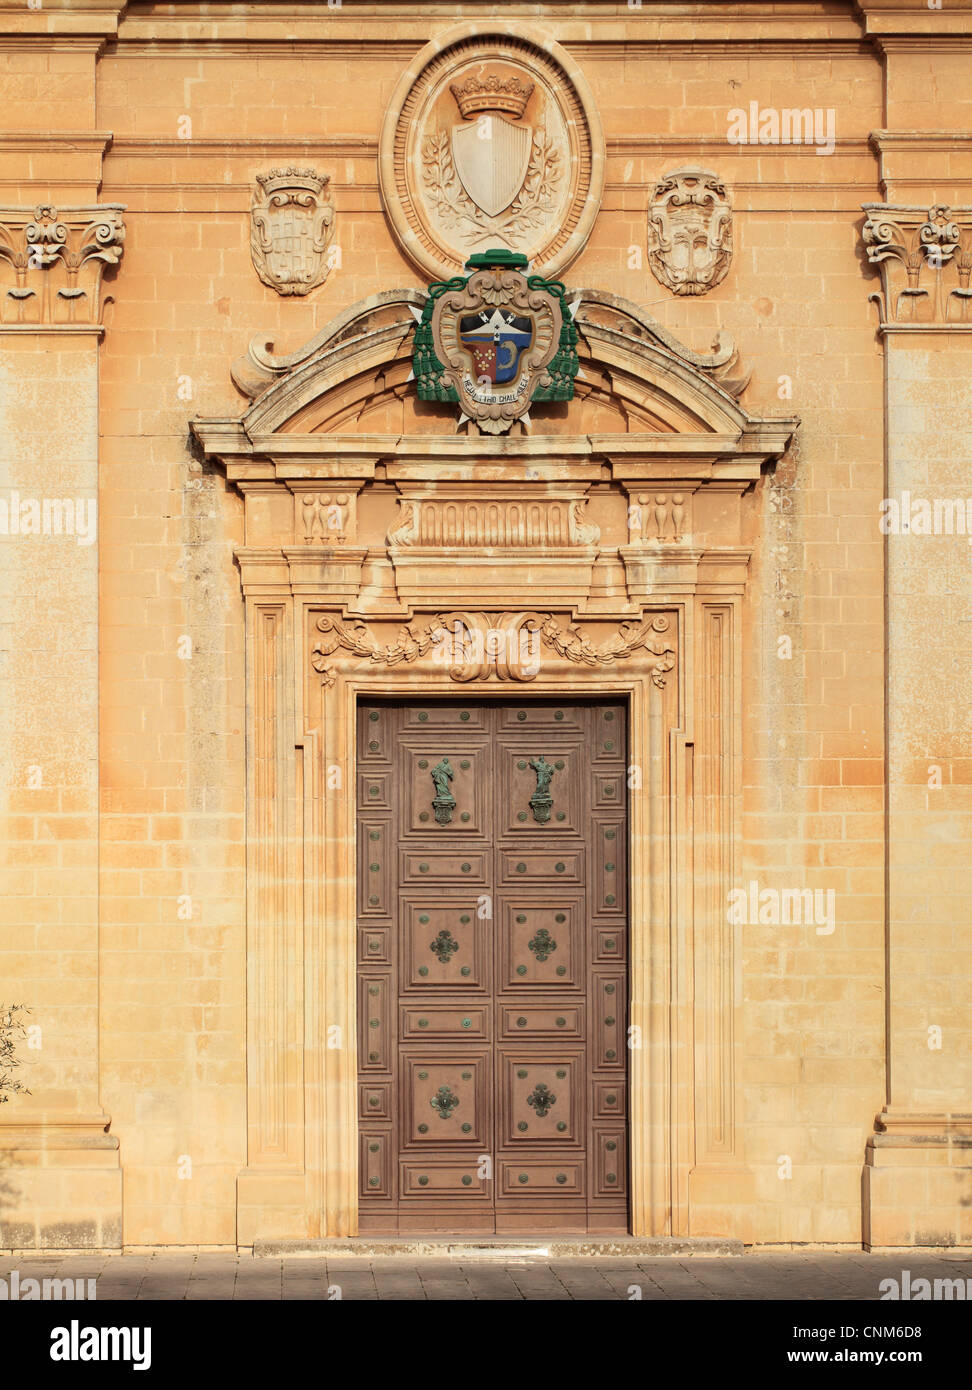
[0,204,125,327]
[862,202,972,329]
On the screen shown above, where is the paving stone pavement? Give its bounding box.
[0,1251,970,1300]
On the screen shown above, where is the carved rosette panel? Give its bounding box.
[0,204,125,325]
[647,168,732,297]
[250,167,334,297]
[379,27,604,281]
[862,203,972,326]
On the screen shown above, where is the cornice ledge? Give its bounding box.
[0,131,114,153]
[592,419,798,474]
[874,1107,972,1136]
[0,3,123,42]
[191,425,798,486]
[870,129,972,153]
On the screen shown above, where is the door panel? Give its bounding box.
[400,898,488,991]
[356,699,628,1234]
[498,896,582,989]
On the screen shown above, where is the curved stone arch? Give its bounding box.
[224,285,765,444]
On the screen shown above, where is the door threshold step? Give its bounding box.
[253,1236,743,1259]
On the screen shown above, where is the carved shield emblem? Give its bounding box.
[647,166,732,297]
[379,29,605,282]
[250,167,334,297]
[413,248,578,435]
[451,116,532,217]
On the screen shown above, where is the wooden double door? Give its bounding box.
[356,699,628,1233]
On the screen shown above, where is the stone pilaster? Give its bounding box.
[860,202,972,1248]
[0,204,124,1249]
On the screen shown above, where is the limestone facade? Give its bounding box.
[0,1,969,1251]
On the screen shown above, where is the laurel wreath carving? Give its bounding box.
[421,128,563,245]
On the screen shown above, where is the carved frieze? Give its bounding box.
[0,204,125,325]
[310,610,676,687]
[386,487,597,550]
[647,168,732,297]
[379,26,604,281]
[862,202,972,326]
[383,481,602,608]
[250,167,334,297]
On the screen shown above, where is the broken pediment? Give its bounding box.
[193,284,795,617]
[223,285,756,441]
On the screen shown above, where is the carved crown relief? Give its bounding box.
[250,167,335,297]
[446,72,538,219]
[379,27,604,281]
[647,167,733,297]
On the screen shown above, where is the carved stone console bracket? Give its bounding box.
[0,203,125,328]
[862,201,972,330]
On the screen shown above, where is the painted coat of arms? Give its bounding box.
[413,248,578,434]
[249,166,335,297]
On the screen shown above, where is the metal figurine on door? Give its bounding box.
[430,757,456,825]
[528,754,555,824]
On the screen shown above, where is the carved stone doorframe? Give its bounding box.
[323,620,679,1238]
[229,577,745,1241]
[192,288,796,1241]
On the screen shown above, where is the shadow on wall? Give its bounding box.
[0,1005,29,1245]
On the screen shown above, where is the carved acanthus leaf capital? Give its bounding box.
[0,204,125,326]
[862,202,972,327]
